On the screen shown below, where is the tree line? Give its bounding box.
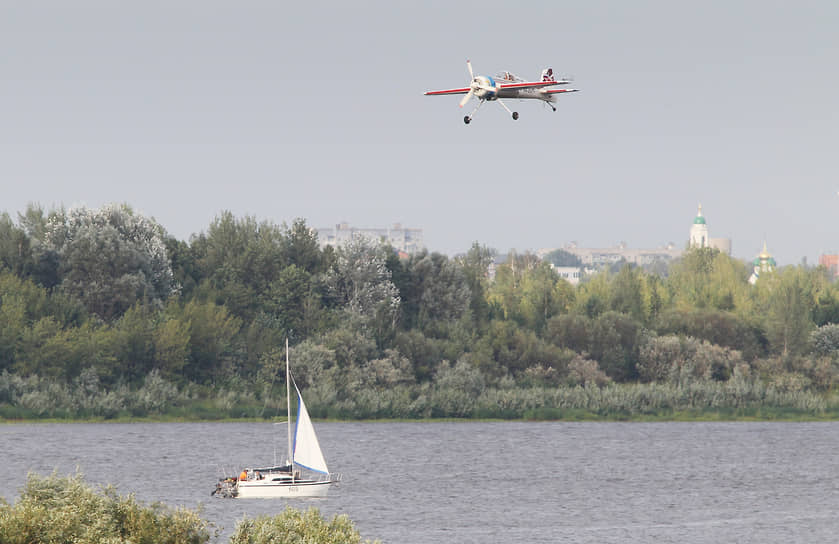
[2,203,839,419]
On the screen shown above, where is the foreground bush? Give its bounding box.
[230,507,378,544]
[0,473,378,544]
[0,473,211,544]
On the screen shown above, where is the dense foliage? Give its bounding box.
[230,507,377,544]
[2,204,839,419]
[0,473,375,544]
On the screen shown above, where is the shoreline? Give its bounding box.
[4,411,839,424]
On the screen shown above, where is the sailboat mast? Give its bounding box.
[286,338,293,471]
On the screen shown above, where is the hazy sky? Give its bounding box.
[2,1,837,265]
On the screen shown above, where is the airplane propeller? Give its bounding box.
[460,60,475,107]
[459,59,496,108]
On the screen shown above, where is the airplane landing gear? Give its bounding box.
[464,99,484,125]
[497,99,518,121]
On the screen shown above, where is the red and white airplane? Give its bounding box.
[425,60,578,124]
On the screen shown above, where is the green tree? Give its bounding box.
[392,251,470,333]
[41,204,175,320]
[545,312,591,354]
[609,264,648,322]
[392,329,447,381]
[14,204,63,288]
[588,311,641,382]
[177,299,242,382]
[759,266,815,357]
[192,211,288,320]
[282,218,325,274]
[574,270,610,318]
[16,319,110,381]
[667,248,751,313]
[456,242,495,328]
[16,317,67,378]
[165,236,202,299]
[153,314,191,380]
[469,319,571,379]
[810,323,839,357]
[111,304,157,382]
[667,247,719,309]
[810,266,839,326]
[263,264,312,336]
[323,237,400,330]
[518,261,571,333]
[0,270,60,372]
[0,293,25,372]
[486,250,544,326]
[0,212,33,278]
[654,308,767,361]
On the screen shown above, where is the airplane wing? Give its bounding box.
[424,87,471,96]
[498,80,571,90]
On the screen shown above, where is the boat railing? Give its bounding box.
[328,473,342,483]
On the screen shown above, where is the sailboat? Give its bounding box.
[215,339,339,499]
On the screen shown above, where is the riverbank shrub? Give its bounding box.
[637,335,742,383]
[1,366,834,421]
[0,369,192,418]
[230,507,378,544]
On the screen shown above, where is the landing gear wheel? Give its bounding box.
[512,112,519,120]
[464,116,471,124]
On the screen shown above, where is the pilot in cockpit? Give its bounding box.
[541,68,555,82]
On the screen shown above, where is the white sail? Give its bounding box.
[292,386,329,474]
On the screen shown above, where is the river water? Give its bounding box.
[2,422,837,543]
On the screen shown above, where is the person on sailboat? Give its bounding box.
[239,469,248,481]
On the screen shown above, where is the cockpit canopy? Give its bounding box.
[495,71,523,83]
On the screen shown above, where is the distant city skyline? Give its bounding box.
[316,222,425,254]
[2,2,837,266]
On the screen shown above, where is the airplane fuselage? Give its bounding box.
[497,86,556,103]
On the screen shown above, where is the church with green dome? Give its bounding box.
[689,204,709,247]
[749,242,777,284]
[688,204,731,254]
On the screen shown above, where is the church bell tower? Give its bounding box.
[689,204,709,248]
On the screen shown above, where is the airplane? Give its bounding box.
[424,60,578,124]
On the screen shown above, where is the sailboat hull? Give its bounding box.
[236,479,333,498]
